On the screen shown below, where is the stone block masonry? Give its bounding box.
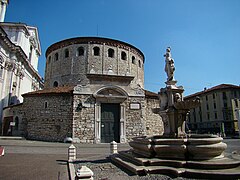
[23,94,73,142]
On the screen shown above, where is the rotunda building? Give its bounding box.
[15,37,163,143]
[44,37,144,89]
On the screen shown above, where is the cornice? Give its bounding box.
[46,37,145,62]
[0,26,43,83]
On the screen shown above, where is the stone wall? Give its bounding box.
[125,97,146,141]
[145,97,164,136]
[73,94,95,143]
[22,94,73,142]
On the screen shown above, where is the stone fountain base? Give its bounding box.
[110,135,240,179]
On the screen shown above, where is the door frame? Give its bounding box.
[93,86,127,144]
[100,103,120,143]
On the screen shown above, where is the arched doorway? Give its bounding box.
[93,86,128,143]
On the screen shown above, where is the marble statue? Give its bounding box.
[164,47,175,81]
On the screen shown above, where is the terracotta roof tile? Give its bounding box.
[145,90,158,98]
[23,86,74,96]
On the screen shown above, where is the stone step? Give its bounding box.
[111,151,240,179]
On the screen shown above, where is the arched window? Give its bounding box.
[77,47,84,56]
[53,81,58,87]
[54,53,59,61]
[44,101,48,109]
[138,60,141,68]
[121,51,127,60]
[108,48,114,58]
[29,46,33,62]
[15,116,19,130]
[93,46,100,56]
[132,56,136,64]
[65,49,69,58]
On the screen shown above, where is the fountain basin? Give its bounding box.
[129,134,227,160]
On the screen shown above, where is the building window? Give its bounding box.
[65,49,69,58]
[108,48,114,58]
[121,51,127,60]
[215,112,218,119]
[207,113,210,120]
[29,46,33,62]
[53,81,58,87]
[213,93,215,99]
[132,56,136,64]
[214,102,216,109]
[138,60,141,68]
[234,91,237,98]
[235,99,238,108]
[55,53,59,61]
[222,92,227,100]
[93,47,100,56]
[224,102,228,108]
[77,47,84,56]
[207,104,209,110]
[44,101,48,109]
[206,95,208,101]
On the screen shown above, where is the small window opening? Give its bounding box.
[108,48,114,58]
[138,60,141,68]
[93,47,100,56]
[132,56,136,64]
[77,47,84,56]
[44,101,48,109]
[55,53,59,61]
[121,51,126,60]
[65,49,69,58]
[53,81,58,87]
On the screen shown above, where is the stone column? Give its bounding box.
[120,103,126,143]
[94,102,101,143]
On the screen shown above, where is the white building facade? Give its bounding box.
[0,1,43,135]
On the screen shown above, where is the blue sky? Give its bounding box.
[5,0,240,95]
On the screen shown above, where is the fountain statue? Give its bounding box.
[111,47,240,179]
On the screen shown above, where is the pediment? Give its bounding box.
[98,89,124,96]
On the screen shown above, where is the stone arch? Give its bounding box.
[93,85,128,100]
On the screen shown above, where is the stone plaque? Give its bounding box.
[130,103,141,110]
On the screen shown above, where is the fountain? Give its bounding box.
[111,47,240,179]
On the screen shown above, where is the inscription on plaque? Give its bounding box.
[130,103,141,110]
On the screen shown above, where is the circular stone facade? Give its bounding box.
[44,37,145,88]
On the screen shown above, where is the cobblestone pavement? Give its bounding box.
[74,158,195,180]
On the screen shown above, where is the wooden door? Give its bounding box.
[101,103,120,143]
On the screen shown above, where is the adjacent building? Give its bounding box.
[185,84,240,136]
[0,1,43,135]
